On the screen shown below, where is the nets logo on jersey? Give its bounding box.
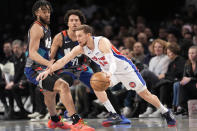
[129,82,136,88]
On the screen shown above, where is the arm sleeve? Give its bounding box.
[105,53,117,74]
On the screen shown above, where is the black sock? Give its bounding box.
[71,113,81,125]
[50,115,60,122]
[106,89,121,115]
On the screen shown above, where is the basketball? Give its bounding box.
[90,72,110,91]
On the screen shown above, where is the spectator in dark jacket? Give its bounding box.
[165,43,186,112]
[177,46,197,115]
[5,40,30,117]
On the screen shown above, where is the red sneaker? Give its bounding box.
[71,119,95,131]
[48,116,71,129]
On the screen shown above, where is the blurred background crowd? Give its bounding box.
[0,0,197,121]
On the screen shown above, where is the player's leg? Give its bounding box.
[51,73,94,131]
[26,68,94,130]
[93,74,131,127]
[53,78,76,116]
[80,70,117,114]
[120,70,176,127]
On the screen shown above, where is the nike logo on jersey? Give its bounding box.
[124,66,128,70]
[65,40,70,44]
[95,52,99,55]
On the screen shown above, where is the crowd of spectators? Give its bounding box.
[0,0,197,120]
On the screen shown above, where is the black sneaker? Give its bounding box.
[162,111,176,127]
[102,112,123,127]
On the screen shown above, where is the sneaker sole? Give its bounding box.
[102,120,123,127]
[168,121,177,127]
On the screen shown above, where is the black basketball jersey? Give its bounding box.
[25,21,52,68]
[56,30,84,69]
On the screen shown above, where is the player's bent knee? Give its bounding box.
[60,81,70,92]
[54,79,69,92]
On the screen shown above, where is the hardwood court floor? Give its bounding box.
[0,116,196,131]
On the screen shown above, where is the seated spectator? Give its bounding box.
[156,43,185,112]
[132,42,145,63]
[5,40,30,118]
[167,33,178,43]
[137,32,150,55]
[122,36,136,51]
[0,41,15,120]
[176,46,197,115]
[158,26,168,41]
[143,43,155,66]
[144,27,154,42]
[148,39,170,79]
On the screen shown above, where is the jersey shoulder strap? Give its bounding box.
[61,30,67,37]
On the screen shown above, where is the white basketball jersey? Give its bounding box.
[83,36,136,74]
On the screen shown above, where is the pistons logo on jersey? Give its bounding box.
[129,82,136,88]
[91,56,108,66]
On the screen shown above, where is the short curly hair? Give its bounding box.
[152,39,168,54]
[32,0,53,18]
[64,9,86,25]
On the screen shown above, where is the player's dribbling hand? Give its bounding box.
[103,72,111,78]
[47,59,55,69]
[36,70,50,81]
[103,72,112,87]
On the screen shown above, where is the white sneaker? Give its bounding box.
[148,109,161,117]
[30,114,44,121]
[139,107,153,118]
[28,112,40,118]
[122,107,132,117]
[42,112,50,120]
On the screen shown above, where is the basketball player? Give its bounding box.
[50,9,131,126]
[37,25,176,127]
[24,1,94,130]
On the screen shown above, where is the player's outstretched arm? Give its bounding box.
[50,45,83,72]
[36,45,83,81]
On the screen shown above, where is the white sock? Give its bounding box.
[158,104,168,114]
[103,100,116,113]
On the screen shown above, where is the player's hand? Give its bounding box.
[158,74,165,79]
[103,72,112,84]
[47,59,55,69]
[104,72,112,79]
[5,82,14,90]
[103,72,112,87]
[36,70,50,81]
